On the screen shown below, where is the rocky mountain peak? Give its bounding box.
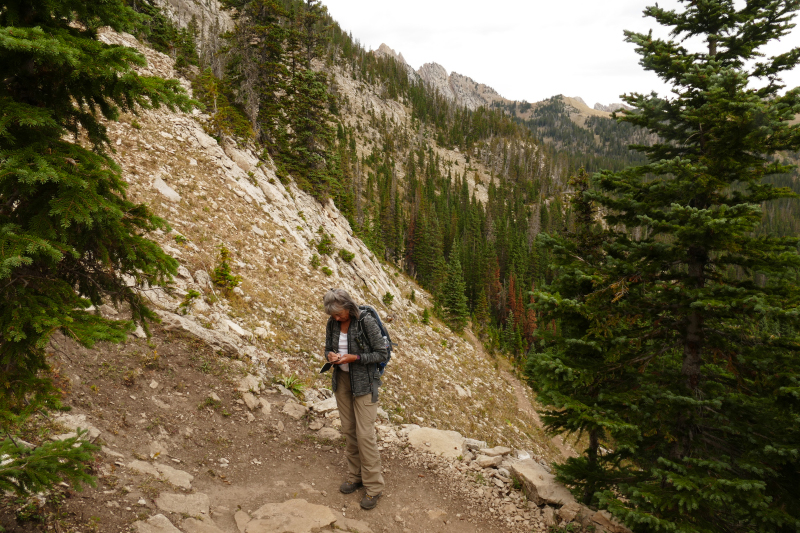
[376,43,407,65]
[593,102,633,112]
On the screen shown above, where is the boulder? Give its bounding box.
[334,516,374,533]
[543,506,557,527]
[234,511,251,533]
[177,266,194,282]
[317,428,341,440]
[464,438,487,451]
[558,501,585,523]
[478,446,512,457]
[156,310,239,355]
[238,374,261,392]
[153,177,181,202]
[246,499,337,533]
[309,396,338,413]
[128,460,160,478]
[593,510,632,533]
[510,460,576,506]
[282,401,308,420]
[194,270,212,289]
[242,392,260,410]
[155,493,210,516]
[53,413,101,441]
[407,427,465,459]
[475,455,503,468]
[154,463,193,489]
[132,514,182,533]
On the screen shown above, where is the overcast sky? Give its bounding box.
[323,0,800,107]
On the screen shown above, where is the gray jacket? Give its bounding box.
[324,313,388,401]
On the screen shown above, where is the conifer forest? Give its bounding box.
[1,0,799,531]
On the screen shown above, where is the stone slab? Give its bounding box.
[128,460,161,478]
[334,516,373,533]
[235,510,251,533]
[155,493,210,516]
[246,499,337,533]
[282,401,308,420]
[132,514,182,533]
[479,446,512,457]
[309,396,338,413]
[407,427,465,459]
[155,463,194,489]
[464,438,487,451]
[510,460,576,506]
[476,454,503,468]
[182,517,226,533]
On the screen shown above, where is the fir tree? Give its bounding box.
[0,0,192,493]
[526,168,617,506]
[442,245,470,332]
[223,0,288,151]
[533,2,800,531]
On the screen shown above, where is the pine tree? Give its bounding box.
[0,0,192,493]
[533,3,800,531]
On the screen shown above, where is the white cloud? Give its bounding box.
[323,0,800,107]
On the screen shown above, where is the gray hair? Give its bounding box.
[323,288,360,318]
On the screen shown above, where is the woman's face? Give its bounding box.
[331,310,350,322]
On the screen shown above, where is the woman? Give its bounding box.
[322,288,388,510]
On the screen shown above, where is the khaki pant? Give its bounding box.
[334,371,384,496]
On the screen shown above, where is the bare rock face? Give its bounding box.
[244,499,337,533]
[510,459,576,506]
[153,0,233,54]
[407,427,466,459]
[593,102,633,112]
[374,43,419,83]
[418,63,455,102]
[416,63,505,111]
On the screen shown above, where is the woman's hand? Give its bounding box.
[327,351,340,363]
[335,353,358,364]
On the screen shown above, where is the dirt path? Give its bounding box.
[0,325,538,533]
[501,370,578,460]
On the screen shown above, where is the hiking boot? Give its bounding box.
[339,481,363,494]
[360,493,381,510]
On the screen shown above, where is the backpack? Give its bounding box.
[357,305,395,376]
